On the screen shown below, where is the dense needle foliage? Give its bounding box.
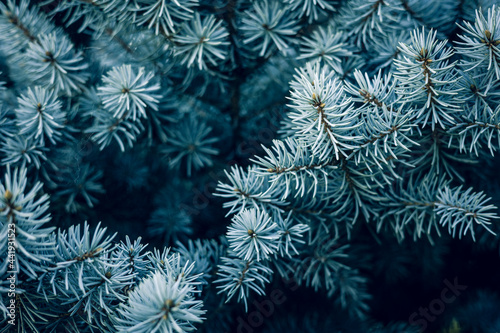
[1,0,500,332]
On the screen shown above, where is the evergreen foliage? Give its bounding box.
[0,0,500,332]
